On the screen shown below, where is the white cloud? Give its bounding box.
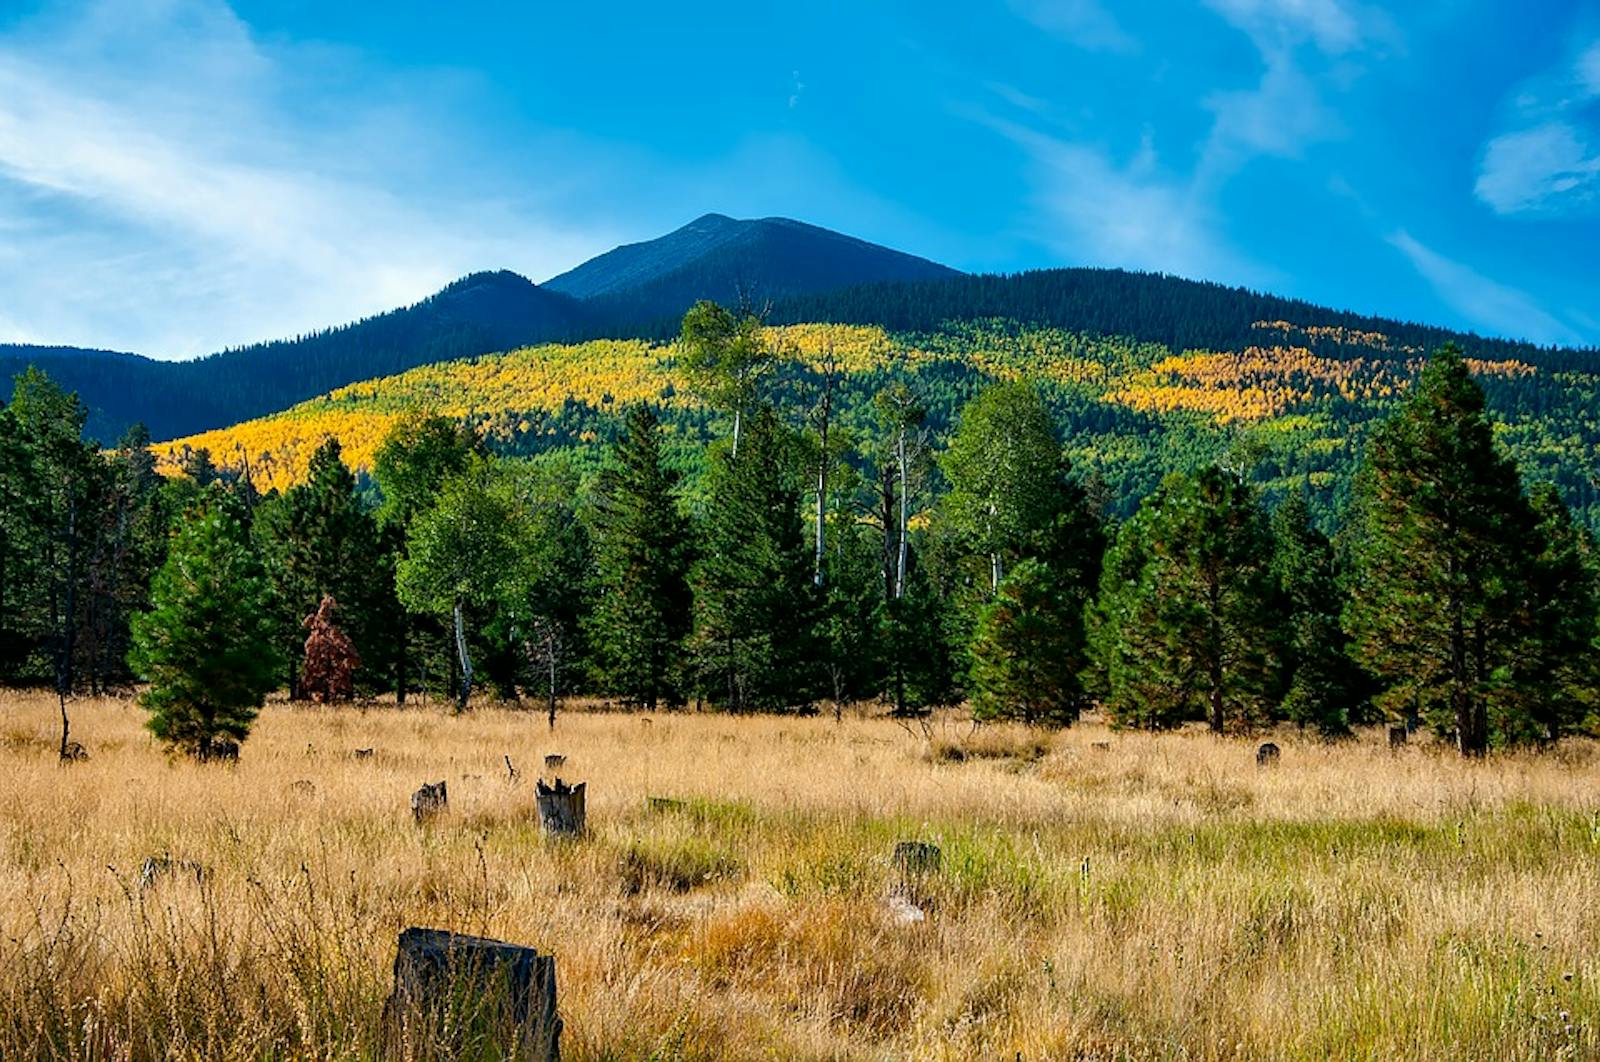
[1473,37,1600,218]
[1475,122,1600,215]
[1387,230,1582,346]
[1007,0,1137,54]
[1202,49,1341,163]
[1581,40,1600,96]
[988,117,1259,284]
[0,0,611,358]
[1202,0,1377,55]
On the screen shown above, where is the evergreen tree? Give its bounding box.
[691,405,819,710]
[1345,345,1536,754]
[1511,483,1600,740]
[301,595,360,704]
[256,439,387,698]
[969,558,1086,726]
[586,406,693,710]
[1090,467,1277,732]
[1271,492,1356,735]
[129,493,282,759]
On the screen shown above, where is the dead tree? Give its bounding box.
[301,595,360,703]
[411,781,448,824]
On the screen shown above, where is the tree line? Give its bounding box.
[1,302,1595,758]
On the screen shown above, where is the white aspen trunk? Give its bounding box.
[991,552,1002,595]
[731,408,742,460]
[452,597,473,710]
[814,462,826,588]
[895,428,909,600]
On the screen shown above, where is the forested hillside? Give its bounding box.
[149,315,1600,529]
[6,216,1593,449]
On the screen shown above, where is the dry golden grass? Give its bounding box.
[2,692,1597,1060]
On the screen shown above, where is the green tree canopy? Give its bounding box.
[129,492,283,759]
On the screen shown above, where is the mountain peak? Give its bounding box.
[543,213,960,317]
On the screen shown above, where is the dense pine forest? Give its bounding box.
[3,301,1596,758]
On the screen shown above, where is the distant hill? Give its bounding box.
[0,271,586,442]
[1,216,961,442]
[5,217,1596,449]
[545,213,961,325]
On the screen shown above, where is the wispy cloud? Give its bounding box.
[1006,0,1137,54]
[984,116,1260,284]
[1473,36,1600,217]
[1201,0,1382,55]
[1387,229,1583,346]
[0,0,609,358]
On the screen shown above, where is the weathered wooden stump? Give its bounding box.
[646,796,685,814]
[543,754,566,772]
[1091,741,1111,752]
[352,747,375,761]
[385,927,560,1061]
[289,779,316,797]
[1388,726,1407,748]
[1256,742,1281,767]
[411,781,448,824]
[536,778,586,837]
[59,741,88,763]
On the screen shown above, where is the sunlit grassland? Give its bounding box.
[1,692,1596,1059]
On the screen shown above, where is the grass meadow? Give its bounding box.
[0,691,1597,1060]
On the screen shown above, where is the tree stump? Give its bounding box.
[1388,726,1407,748]
[352,747,375,761]
[385,927,560,1061]
[137,855,209,893]
[1256,742,1281,767]
[543,754,566,772]
[646,796,685,814]
[411,781,448,824]
[891,840,941,907]
[59,741,88,763]
[536,778,586,837]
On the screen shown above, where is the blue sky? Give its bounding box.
[0,0,1596,358]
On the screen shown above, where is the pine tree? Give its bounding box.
[1270,491,1356,735]
[301,595,360,703]
[1090,467,1277,732]
[1345,345,1536,755]
[256,438,387,698]
[129,493,283,759]
[586,406,693,710]
[969,558,1086,726]
[1511,483,1600,741]
[691,405,819,711]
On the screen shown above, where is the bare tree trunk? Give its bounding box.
[453,597,473,712]
[895,428,909,600]
[731,408,742,461]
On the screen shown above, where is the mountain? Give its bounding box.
[148,313,1600,533]
[546,213,962,326]
[0,271,586,443]
[2,216,962,442]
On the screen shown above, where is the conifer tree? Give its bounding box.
[129,493,282,759]
[301,595,360,703]
[1508,483,1600,741]
[586,406,693,710]
[1345,345,1536,755]
[691,405,819,710]
[1271,492,1355,735]
[256,438,387,698]
[1090,467,1277,732]
[969,558,1086,725]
